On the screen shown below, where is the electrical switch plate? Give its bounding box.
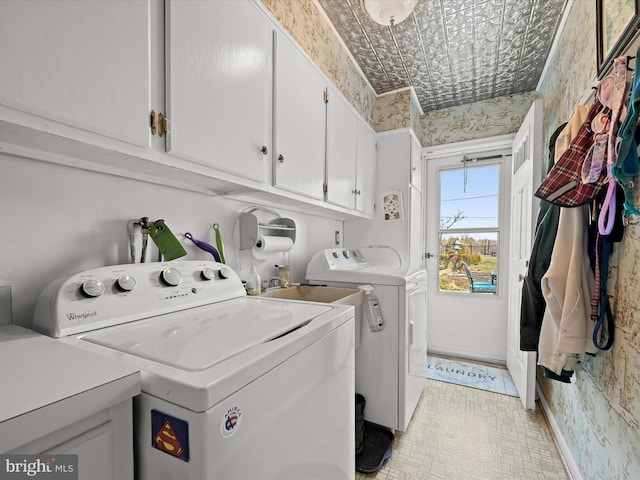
[0,286,12,325]
[335,230,340,245]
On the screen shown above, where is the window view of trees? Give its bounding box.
[438,163,500,294]
[439,233,498,292]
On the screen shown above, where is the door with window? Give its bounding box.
[425,139,513,362]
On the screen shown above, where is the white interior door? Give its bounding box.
[507,99,543,410]
[425,138,512,363]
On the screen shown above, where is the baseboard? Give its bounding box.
[536,384,583,480]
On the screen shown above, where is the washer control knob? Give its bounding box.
[201,267,216,280]
[218,267,231,279]
[160,268,182,286]
[342,250,351,258]
[81,279,105,297]
[332,252,340,259]
[116,275,136,291]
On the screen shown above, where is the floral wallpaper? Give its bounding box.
[375,88,412,132]
[538,1,640,478]
[260,0,376,127]
[419,91,541,147]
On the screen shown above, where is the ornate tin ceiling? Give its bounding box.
[318,0,567,112]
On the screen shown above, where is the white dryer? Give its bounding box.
[33,261,355,480]
[306,247,427,432]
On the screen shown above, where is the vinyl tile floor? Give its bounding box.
[355,379,568,480]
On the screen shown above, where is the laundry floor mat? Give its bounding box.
[426,355,518,397]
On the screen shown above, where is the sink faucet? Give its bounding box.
[268,277,289,288]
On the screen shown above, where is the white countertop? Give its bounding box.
[0,324,140,452]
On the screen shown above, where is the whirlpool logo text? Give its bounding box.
[65,311,97,322]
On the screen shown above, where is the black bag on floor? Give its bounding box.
[355,394,366,455]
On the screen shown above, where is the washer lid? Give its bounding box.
[81,297,331,372]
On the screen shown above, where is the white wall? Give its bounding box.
[0,153,343,328]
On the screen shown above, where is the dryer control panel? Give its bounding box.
[307,249,367,271]
[33,261,245,337]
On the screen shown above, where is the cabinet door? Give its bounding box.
[326,88,357,209]
[404,281,427,430]
[0,0,150,149]
[273,32,326,201]
[356,121,377,215]
[408,187,424,272]
[166,0,271,185]
[410,134,422,192]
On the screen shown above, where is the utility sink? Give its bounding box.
[261,285,362,305]
[262,285,364,349]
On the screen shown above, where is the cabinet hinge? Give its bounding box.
[323,90,329,104]
[323,183,328,193]
[150,110,168,137]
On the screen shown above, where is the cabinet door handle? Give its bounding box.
[278,154,285,163]
[409,320,414,345]
[261,145,268,155]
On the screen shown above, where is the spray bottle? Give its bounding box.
[246,265,261,296]
[359,285,384,332]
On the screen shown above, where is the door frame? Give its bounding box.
[423,134,514,364]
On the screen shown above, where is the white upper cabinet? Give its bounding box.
[0,0,150,151]
[0,0,373,219]
[345,129,423,268]
[273,31,326,201]
[165,0,271,185]
[408,186,424,272]
[355,121,377,216]
[326,88,358,209]
[410,134,422,192]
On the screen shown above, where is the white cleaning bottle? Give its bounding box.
[359,285,384,332]
[246,265,261,296]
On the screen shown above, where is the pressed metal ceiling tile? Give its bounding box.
[317,0,567,112]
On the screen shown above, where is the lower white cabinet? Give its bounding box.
[405,280,427,429]
[9,401,135,480]
[0,325,140,480]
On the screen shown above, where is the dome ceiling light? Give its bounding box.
[361,0,418,26]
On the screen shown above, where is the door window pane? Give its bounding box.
[440,164,500,230]
[438,233,498,293]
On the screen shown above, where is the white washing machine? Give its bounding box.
[33,260,355,480]
[306,247,426,432]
